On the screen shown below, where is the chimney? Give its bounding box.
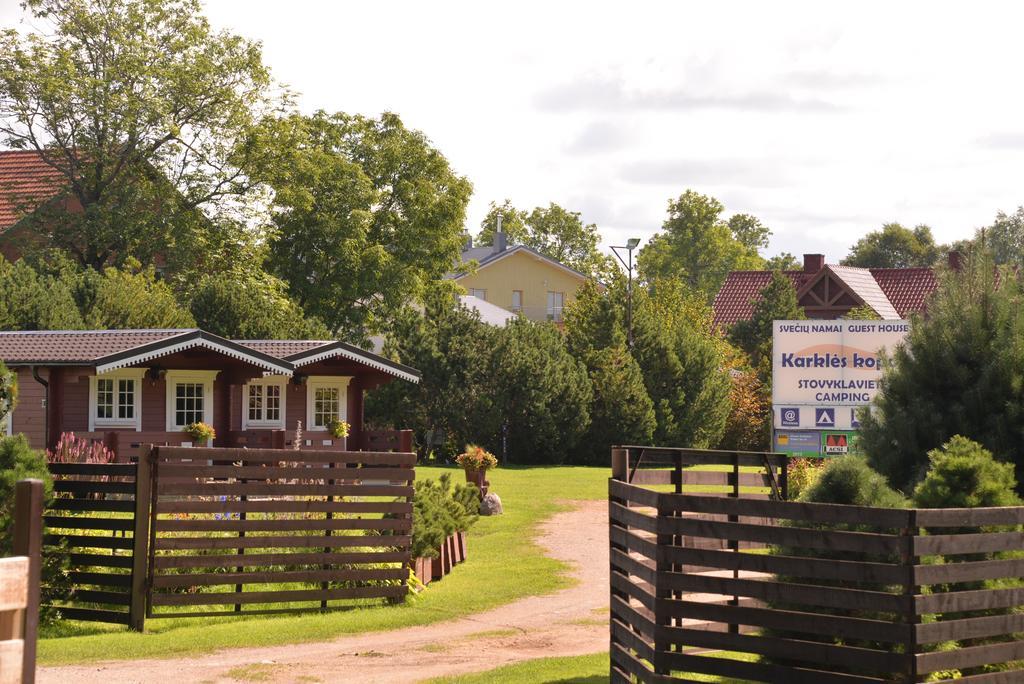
[803,254,825,273]
[948,250,964,271]
[462,233,473,251]
[493,214,507,253]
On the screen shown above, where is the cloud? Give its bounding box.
[535,74,840,113]
[783,70,885,89]
[563,120,632,155]
[976,132,1024,150]
[620,158,792,188]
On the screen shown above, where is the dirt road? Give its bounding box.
[40,499,610,683]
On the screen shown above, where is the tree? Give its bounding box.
[718,368,771,452]
[765,252,800,270]
[484,318,592,464]
[859,249,1024,493]
[637,190,767,301]
[190,270,328,339]
[0,0,282,269]
[74,261,195,329]
[0,255,83,330]
[728,270,805,384]
[984,206,1024,266]
[266,111,472,339]
[842,223,942,268]
[477,200,615,280]
[0,361,15,428]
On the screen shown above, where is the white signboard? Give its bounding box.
[772,320,909,429]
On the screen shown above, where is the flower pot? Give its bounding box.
[463,467,489,497]
[457,530,467,562]
[413,557,432,587]
[431,541,449,580]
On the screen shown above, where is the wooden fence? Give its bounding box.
[610,446,1024,683]
[42,446,415,630]
[1,480,44,684]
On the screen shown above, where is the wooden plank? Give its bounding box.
[611,610,656,657]
[953,671,1024,683]
[0,639,24,684]
[152,567,407,588]
[153,550,409,570]
[661,647,886,684]
[912,531,1024,556]
[46,498,135,513]
[914,506,1024,527]
[914,557,1024,585]
[14,479,43,684]
[611,570,657,613]
[150,584,407,606]
[656,492,912,528]
[915,639,1024,675]
[916,612,1024,645]
[609,502,658,534]
[44,516,134,532]
[155,447,416,465]
[617,446,787,469]
[659,545,907,585]
[628,470,674,485]
[154,534,409,551]
[51,607,130,624]
[610,643,681,684]
[609,479,661,508]
[154,517,411,533]
[69,589,131,606]
[609,525,658,562]
[0,559,27,612]
[67,553,133,569]
[669,599,910,644]
[129,447,151,632]
[916,586,1024,616]
[52,480,136,495]
[656,515,905,556]
[67,572,132,588]
[45,534,134,550]
[155,482,413,497]
[656,623,906,675]
[610,548,657,585]
[154,500,412,515]
[48,463,137,477]
[158,465,414,481]
[657,570,909,614]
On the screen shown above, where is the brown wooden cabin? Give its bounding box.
[0,328,419,458]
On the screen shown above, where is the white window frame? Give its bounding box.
[242,375,288,429]
[511,290,523,312]
[165,370,219,432]
[305,376,352,431]
[547,291,565,322]
[469,288,486,301]
[88,369,146,432]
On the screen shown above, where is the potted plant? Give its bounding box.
[184,421,216,446]
[327,418,350,447]
[455,444,497,493]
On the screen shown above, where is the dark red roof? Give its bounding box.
[712,264,939,327]
[0,150,68,231]
[0,329,189,363]
[237,340,333,358]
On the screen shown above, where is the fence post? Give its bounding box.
[398,430,413,453]
[609,448,628,680]
[14,479,43,684]
[779,455,789,501]
[129,447,154,632]
[902,509,921,682]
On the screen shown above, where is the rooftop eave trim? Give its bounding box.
[95,331,294,376]
[289,343,421,384]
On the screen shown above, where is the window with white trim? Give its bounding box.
[165,370,219,431]
[547,291,565,322]
[469,288,486,301]
[242,376,287,429]
[305,377,352,431]
[511,290,523,312]
[89,369,145,431]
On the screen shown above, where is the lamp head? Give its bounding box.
[625,238,640,250]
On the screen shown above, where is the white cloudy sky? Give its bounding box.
[6,1,1024,261]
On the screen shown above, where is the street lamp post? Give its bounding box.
[611,238,641,348]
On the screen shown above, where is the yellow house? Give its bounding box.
[448,234,592,323]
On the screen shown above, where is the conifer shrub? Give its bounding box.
[411,473,479,559]
[912,435,1021,509]
[799,454,907,509]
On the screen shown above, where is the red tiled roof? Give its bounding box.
[0,329,190,363]
[712,265,939,327]
[237,340,333,358]
[0,150,68,231]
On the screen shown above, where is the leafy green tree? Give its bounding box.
[266,111,472,339]
[0,255,83,330]
[75,261,195,329]
[0,361,16,430]
[860,249,1024,493]
[484,318,592,464]
[842,304,881,320]
[842,223,942,268]
[765,252,800,270]
[637,190,767,300]
[477,200,615,280]
[573,344,656,465]
[190,270,327,340]
[0,0,283,270]
[983,206,1024,266]
[728,270,805,384]
[563,279,626,359]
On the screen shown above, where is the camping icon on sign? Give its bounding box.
[815,408,835,427]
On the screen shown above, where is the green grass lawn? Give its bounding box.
[37,465,610,665]
[425,650,757,683]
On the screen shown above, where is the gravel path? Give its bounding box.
[39,499,610,684]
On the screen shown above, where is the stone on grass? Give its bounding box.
[480,492,503,516]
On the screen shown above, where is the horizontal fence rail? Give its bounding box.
[609,446,1024,683]
[146,446,415,620]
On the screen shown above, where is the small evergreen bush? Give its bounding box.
[411,473,479,559]
[912,435,1021,509]
[799,455,907,508]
